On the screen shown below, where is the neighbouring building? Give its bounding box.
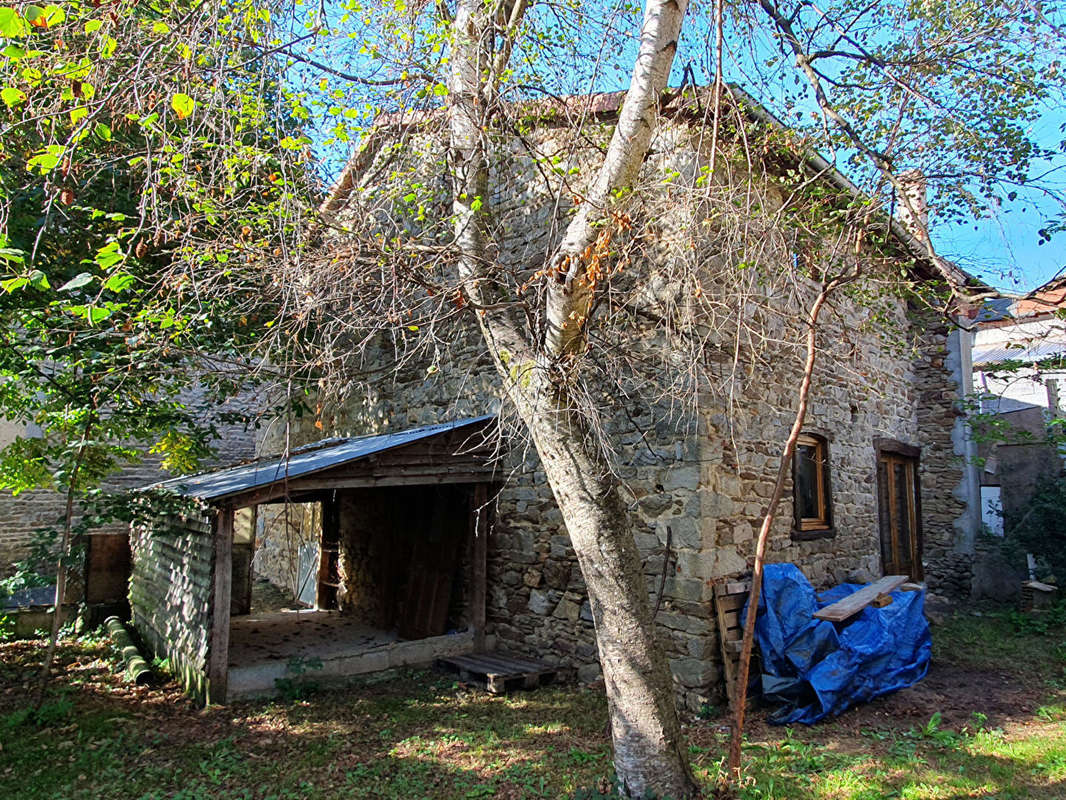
[0,396,259,620]
[968,279,1066,596]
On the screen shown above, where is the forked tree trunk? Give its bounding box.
[447,0,697,793]
[516,384,698,799]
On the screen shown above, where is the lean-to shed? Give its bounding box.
[130,415,498,703]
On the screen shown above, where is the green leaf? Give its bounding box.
[69,304,112,324]
[84,19,103,34]
[102,272,135,293]
[43,4,65,26]
[23,6,46,29]
[0,9,26,37]
[1,277,28,293]
[1,86,25,108]
[94,122,112,141]
[24,5,63,29]
[28,269,49,289]
[26,145,64,174]
[94,242,125,270]
[0,247,25,265]
[59,272,94,292]
[2,44,27,59]
[170,93,195,120]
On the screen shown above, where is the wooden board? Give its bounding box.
[84,533,131,606]
[713,578,751,709]
[437,652,557,694]
[813,575,908,622]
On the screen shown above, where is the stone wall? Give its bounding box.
[0,395,259,581]
[913,318,977,599]
[129,513,216,700]
[256,283,944,709]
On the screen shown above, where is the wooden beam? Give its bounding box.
[207,507,233,704]
[284,471,497,492]
[813,575,908,623]
[471,484,488,651]
[214,470,498,509]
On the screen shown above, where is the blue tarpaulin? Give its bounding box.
[749,563,931,724]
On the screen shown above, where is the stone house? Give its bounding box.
[128,90,983,708]
[0,399,258,620]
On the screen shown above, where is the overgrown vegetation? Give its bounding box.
[1004,474,1066,583]
[1,607,1064,799]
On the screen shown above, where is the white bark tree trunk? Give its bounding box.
[448,0,697,795]
[517,382,697,798]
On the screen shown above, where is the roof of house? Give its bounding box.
[319,83,980,295]
[147,415,496,503]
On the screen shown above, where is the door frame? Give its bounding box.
[874,438,924,581]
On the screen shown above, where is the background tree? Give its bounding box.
[0,0,302,683]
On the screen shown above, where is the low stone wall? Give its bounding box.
[129,514,216,701]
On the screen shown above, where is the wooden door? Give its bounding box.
[877,453,923,581]
[398,487,467,640]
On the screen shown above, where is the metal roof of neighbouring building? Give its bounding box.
[146,415,496,502]
[972,341,1066,367]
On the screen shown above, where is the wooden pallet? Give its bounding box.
[713,579,751,709]
[436,652,558,694]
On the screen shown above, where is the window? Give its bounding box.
[794,433,832,534]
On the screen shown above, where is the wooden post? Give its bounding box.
[207,507,234,704]
[472,484,488,651]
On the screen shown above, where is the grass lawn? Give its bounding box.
[1,605,1064,799]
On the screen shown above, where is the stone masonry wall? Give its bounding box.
[259,287,936,710]
[913,317,975,599]
[257,113,972,706]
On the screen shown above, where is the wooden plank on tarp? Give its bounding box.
[813,575,908,622]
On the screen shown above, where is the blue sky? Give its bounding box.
[289,0,1065,294]
[932,108,1065,293]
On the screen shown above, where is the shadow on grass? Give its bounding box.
[0,637,613,800]
[4,630,1066,800]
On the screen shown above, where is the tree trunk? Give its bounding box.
[513,380,698,799]
[447,0,697,792]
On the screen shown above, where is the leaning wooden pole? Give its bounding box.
[724,282,836,785]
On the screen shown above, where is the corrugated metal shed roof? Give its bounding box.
[148,415,495,502]
[972,341,1066,367]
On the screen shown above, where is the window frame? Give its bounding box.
[792,432,834,539]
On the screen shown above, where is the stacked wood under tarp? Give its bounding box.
[713,579,751,709]
[713,573,921,707]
